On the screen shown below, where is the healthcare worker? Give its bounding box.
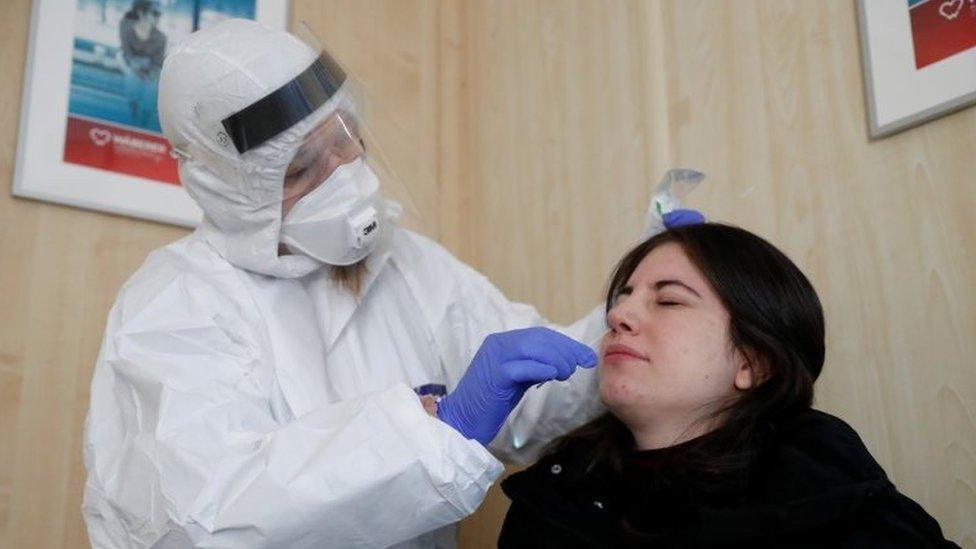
[82,19,700,549]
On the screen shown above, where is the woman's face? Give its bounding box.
[138,10,159,27]
[599,242,757,442]
[280,111,364,218]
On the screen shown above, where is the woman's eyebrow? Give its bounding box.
[653,279,702,298]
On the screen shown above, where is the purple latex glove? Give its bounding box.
[663,208,705,228]
[437,327,598,445]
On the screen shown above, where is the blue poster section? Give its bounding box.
[67,0,257,133]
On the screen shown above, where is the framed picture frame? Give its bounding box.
[13,0,291,227]
[857,0,976,138]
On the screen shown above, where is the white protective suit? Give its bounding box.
[82,19,607,549]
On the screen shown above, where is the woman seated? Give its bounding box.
[499,223,957,548]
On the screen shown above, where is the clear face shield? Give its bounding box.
[218,23,426,265]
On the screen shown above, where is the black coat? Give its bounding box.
[499,409,958,548]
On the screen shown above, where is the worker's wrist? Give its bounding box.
[419,395,439,418]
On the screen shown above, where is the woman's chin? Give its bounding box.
[599,379,639,414]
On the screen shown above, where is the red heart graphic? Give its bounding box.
[89,127,112,147]
[939,0,964,20]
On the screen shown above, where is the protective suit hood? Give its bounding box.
[159,19,351,278]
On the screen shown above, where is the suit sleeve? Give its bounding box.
[401,232,607,465]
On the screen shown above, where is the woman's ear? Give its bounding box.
[734,348,768,391]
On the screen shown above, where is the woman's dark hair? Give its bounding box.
[555,222,825,479]
[125,0,160,19]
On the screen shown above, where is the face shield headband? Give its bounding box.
[221,53,347,155]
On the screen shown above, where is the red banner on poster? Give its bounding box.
[63,116,180,185]
[910,0,976,69]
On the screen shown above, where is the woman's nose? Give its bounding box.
[320,153,343,180]
[607,301,638,335]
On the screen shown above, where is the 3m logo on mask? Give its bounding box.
[351,209,380,251]
[362,220,378,237]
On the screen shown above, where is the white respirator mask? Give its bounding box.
[280,157,387,266]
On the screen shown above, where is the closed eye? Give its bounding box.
[286,166,308,180]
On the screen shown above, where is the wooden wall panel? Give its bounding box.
[0,1,972,547]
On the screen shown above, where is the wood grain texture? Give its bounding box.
[0,1,972,547]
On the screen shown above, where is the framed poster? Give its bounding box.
[858,0,976,138]
[13,0,290,227]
